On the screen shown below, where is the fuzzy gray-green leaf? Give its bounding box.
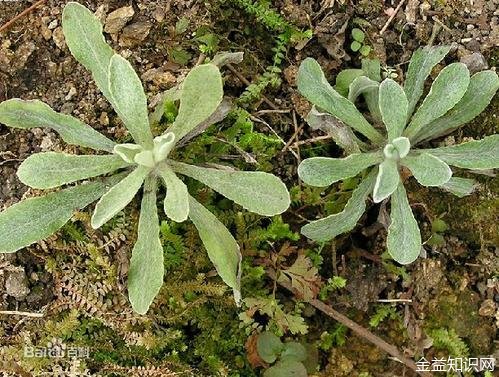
[298,152,382,187]
[62,2,114,99]
[404,45,451,117]
[158,166,189,222]
[0,177,122,253]
[348,76,381,122]
[402,152,452,187]
[168,64,223,142]
[297,58,384,143]
[0,99,115,152]
[301,169,377,242]
[169,161,290,216]
[108,54,154,148]
[128,177,164,314]
[387,184,421,264]
[379,79,408,141]
[405,63,470,140]
[413,70,499,143]
[91,166,150,228]
[188,196,241,303]
[440,177,477,197]
[373,159,400,203]
[17,152,129,189]
[426,135,499,170]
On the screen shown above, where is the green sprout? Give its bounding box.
[350,28,371,57]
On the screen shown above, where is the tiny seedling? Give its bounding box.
[297,46,499,264]
[350,28,371,57]
[0,2,290,314]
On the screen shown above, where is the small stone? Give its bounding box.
[152,6,166,23]
[141,67,176,88]
[65,86,77,101]
[94,4,108,24]
[478,299,496,317]
[119,22,152,47]
[5,270,30,300]
[99,112,109,126]
[104,6,135,34]
[460,52,488,74]
[52,27,65,50]
[40,135,55,151]
[47,19,58,30]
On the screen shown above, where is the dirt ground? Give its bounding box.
[0,0,498,376]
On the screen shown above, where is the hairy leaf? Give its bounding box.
[170,161,290,216]
[17,152,129,189]
[361,58,381,82]
[305,107,362,154]
[335,69,363,97]
[297,58,384,143]
[379,79,408,141]
[348,76,381,122]
[62,2,114,100]
[373,159,400,203]
[298,152,382,187]
[391,136,411,158]
[405,63,470,140]
[0,176,122,253]
[301,169,377,241]
[413,70,499,143]
[404,45,451,117]
[128,177,164,314]
[402,153,452,186]
[427,135,499,169]
[0,99,115,152]
[168,64,223,141]
[91,166,150,228]
[108,54,153,148]
[158,166,189,222]
[257,332,284,363]
[440,177,477,197]
[387,184,421,264]
[188,196,241,303]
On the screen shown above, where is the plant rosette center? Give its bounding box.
[383,136,410,161]
[114,132,175,169]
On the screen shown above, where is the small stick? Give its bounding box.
[377,299,413,303]
[267,269,433,377]
[0,310,44,318]
[380,0,407,35]
[0,0,47,34]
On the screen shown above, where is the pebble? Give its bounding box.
[5,269,30,300]
[104,6,135,34]
[478,299,496,317]
[460,52,488,73]
[119,22,152,47]
[47,19,58,30]
[52,27,65,50]
[65,86,77,101]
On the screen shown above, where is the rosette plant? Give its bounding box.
[296,46,499,264]
[0,2,290,314]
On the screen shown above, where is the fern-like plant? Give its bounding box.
[297,46,499,264]
[0,2,290,314]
